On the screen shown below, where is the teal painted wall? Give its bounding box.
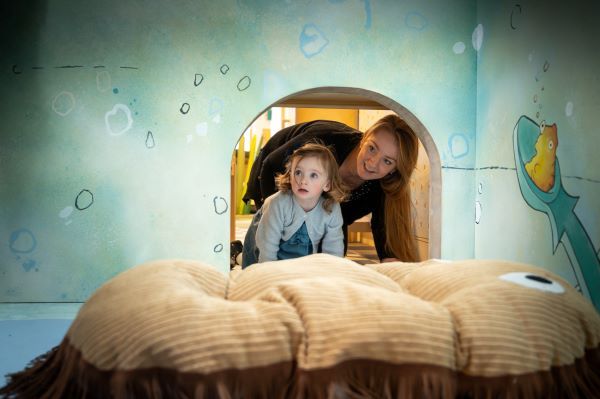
[1,0,479,302]
[474,0,600,307]
[5,0,562,303]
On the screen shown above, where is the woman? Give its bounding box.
[242,114,420,263]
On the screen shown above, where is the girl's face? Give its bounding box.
[290,155,331,211]
[356,129,398,180]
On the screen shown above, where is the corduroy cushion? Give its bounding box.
[2,254,599,398]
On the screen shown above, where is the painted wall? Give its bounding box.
[3,0,599,384]
[1,0,478,302]
[474,0,600,307]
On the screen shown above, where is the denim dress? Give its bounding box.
[242,207,313,268]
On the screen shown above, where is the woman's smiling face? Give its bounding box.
[356,129,399,180]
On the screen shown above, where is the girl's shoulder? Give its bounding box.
[329,200,343,215]
[315,197,342,216]
[263,190,294,209]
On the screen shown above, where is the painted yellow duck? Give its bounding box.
[525,122,558,192]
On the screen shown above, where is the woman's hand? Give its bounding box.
[381,257,400,263]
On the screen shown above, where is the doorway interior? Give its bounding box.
[231,88,440,264]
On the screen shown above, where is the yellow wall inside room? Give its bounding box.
[295,108,358,128]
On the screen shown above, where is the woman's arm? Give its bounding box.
[340,182,391,259]
[367,194,395,261]
[258,154,283,202]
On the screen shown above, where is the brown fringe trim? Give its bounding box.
[457,347,600,399]
[291,360,456,399]
[1,340,599,399]
[0,338,296,399]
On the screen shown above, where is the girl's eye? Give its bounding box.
[294,170,302,176]
[384,159,392,166]
[367,144,375,153]
[310,172,318,179]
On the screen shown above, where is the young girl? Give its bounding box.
[241,142,346,268]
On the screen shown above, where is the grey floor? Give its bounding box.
[0,303,81,386]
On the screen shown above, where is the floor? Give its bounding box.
[0,303,81,386]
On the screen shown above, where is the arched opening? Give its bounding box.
[230,87,441,265]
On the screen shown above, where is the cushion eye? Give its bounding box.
[499,271,565,294]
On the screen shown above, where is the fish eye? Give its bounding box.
[548,140,554,150]
[499,272,564,294]
[540,121,546,131]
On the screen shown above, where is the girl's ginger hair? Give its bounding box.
[362,114,420,262]
[275,142,347,213]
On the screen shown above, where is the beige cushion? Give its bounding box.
[5,254,598,398]
[69,255,600,373]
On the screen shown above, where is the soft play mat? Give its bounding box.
[2,254,599,398]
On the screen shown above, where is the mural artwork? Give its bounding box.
[514,115,600,308]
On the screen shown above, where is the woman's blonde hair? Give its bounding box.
[361,115,420,262]
[275,142,347,213]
